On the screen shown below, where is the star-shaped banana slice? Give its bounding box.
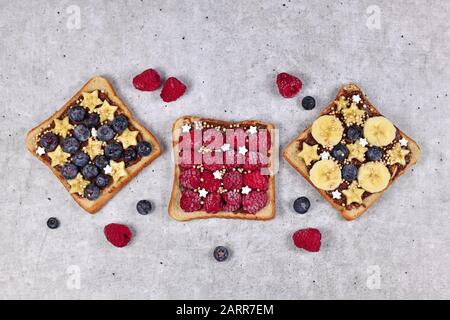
[386,143,410,166]
[342,181,365,205]
[341,103,366,125]
[80,90,103,112]
[116,128,139,149]
[347,141,368,162]
[83,137,104,160]
[67,173,89,195]
[47,145,70,167]
[297,143,320,166]
[95,100,117,122]
[52,117,74,138]
[334,96,348,112]
[110,160,128,182]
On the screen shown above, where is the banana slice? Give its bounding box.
[311,115,344,147]
[363,117,396,147]
[357,162,391,193]
[309,160,342,191]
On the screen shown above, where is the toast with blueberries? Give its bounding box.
[284,84,420,220]
[26,76,161,214]
[168,116,276,221]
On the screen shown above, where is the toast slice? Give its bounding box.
[284,84,420,220]
[169,116,276,221]
[26,76,161,214]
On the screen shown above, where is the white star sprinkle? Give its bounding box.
[359,138,368,147]
[247,126,258,135]
[241,186,252,195]
[352,94,362,104]
[399,137,408,147]
[198,188,208,198]
[36,147,46,156]
[221,143,231,152]
[181,123,191,133]
[332,190,342,200]
[91,128,98,138]
[104,165,112,175]
[319,151,330,160]
[238,145,248,155]
[213,170,223,180]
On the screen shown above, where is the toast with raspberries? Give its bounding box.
[26,76,161,214]
[284,84,420,220]
[169,116,277,221]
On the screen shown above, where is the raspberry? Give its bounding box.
[292,228,321,252]
[178,149,202,169]
[203,129,224,149]
[222,171,243,190]
[132,68,162,91]
[242,191,268,213]
[243,151,269,171]
[179,168,201,189]
[204,192,222,213]
[243,170,269,191]
[160,77,187,102]
[201,171,222,192]
[180,190,202,212]
[104,223,132,248]
[222,191,242,212]
[203,150,223,171]
[276,72,302,98]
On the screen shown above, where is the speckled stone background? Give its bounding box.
[1,0,449,300]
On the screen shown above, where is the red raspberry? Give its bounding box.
[243,151,269,171]
[201,171,222,192]
[180,190,202,212]
[222,191,242,212]
[132,68,162,91]
[276,72,302,98]
[203,128,224,149]
[204,192,222,213]
[178,149,202,169]
[243,170,269,191]
[242,191,268,214]
[292,228,322,252]
[160,77,187,102]
[222,171,243,190]
[179,168,201,189]
[203,150,224,171]
[104,223,132,248]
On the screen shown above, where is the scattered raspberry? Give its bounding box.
[179,168,201,189]
[201,171,222,192]
[222,191,242,212]
[203,129,224,149]
[160,77,187,102]
[104,223,132,248]
[276,72,302,98]
[242,191,268,213]
[222,171,243,190]
[204,192,222,213]
[132,68,162,91]
[243,170,269,191]
[243,151,269,171]
[292,228,322,252]
[178,149,202,169]
[180,190,202,212]
[203,150,223,171]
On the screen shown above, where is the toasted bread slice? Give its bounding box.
[26,76,161,214]
[284,84,420,220]
[169,116,276,221]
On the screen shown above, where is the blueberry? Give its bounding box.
[62,136,80,154]
[39,132,59,151]
[60,163,78,179]
[81,164,99,180]
[71,151,90,167]
[123,147,137,163]
[83,112,100,128]
[136,200,152,215]
[293,196,310,214]
[84,183,100,200]
[331,143,349,161]
[73,124,90,142]
[94,155,109,169]
[47,217,60,229]
[68,105,86,122]
[342,164,358,181]
[95,173,110,188]
[112,115,128,133]
[97,124,115,141]
[105,142,123,160]
[301,96,316,110]
[366,146,383,161]
[213,246,229,262]
[136,141,152,157]
[346,125,362,141]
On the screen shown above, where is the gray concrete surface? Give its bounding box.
[0,0,449,300]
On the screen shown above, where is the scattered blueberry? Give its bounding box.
[68,105,86,122]
[136,141,152,157]
[97,124,115,141]
[301,96,316,110]
[84,183,100,200]
[293,196,310,214]
[342,164,358,181]
[366,146,383,161]
[71,151,90,167]
[213,246,229,262]
[136,200,152,215]
[82,164,99,180]
[83,112,100,128]
[105,142,123,160]
[123,147,137,163]
[112,115,128,133]
[62,136,80,154]
[39,132,59,151]
[47,217,60,229]
[94,155,109,169]
[61,163,78,179]
[346,125,362,141]
[73,124,90,142]
[331,143,349,161]
[95,173,110,188]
